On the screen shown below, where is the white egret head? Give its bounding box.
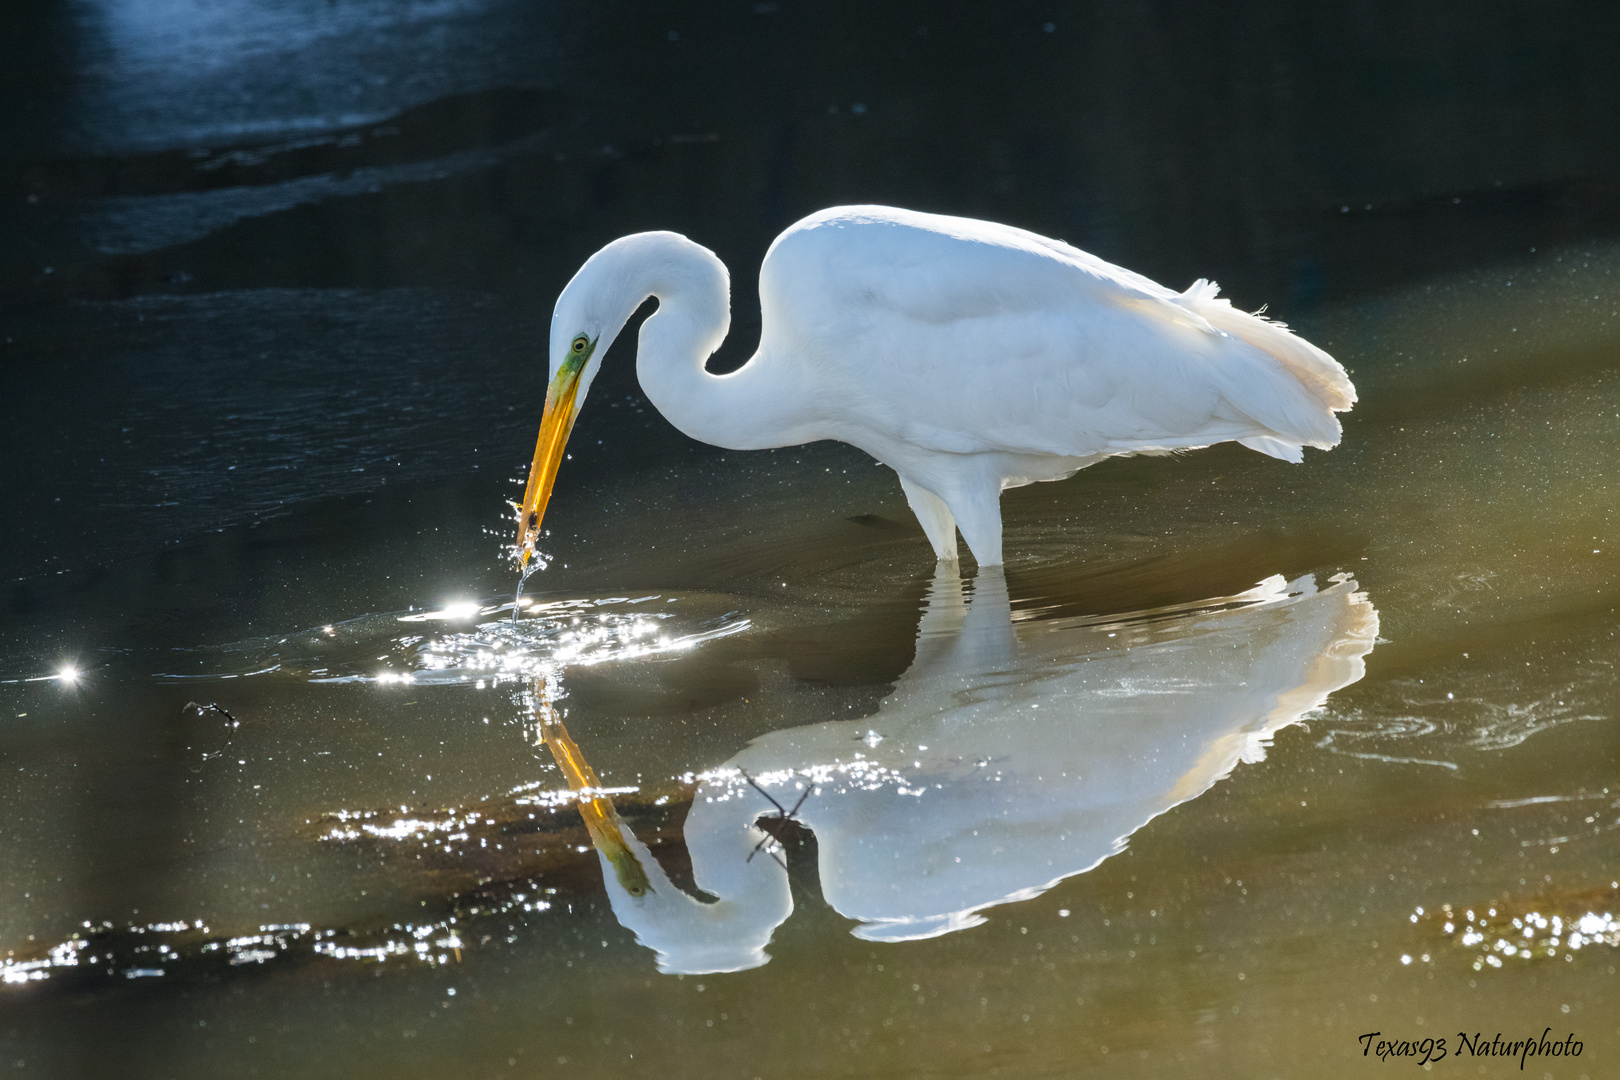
[514,233,729,568]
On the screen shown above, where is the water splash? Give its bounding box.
[510,539,549,623]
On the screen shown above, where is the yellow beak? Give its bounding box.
[514,360,585,570]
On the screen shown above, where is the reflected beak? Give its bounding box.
[514,360,585,570]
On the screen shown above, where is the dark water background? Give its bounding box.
[4,0,1619,582]
[2,2,1618,1077]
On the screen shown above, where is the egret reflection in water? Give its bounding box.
[571,566,1377,974]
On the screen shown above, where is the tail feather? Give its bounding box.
[1179,279,1356,452]
[1237,435,1305,463]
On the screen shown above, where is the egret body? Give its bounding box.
[516,205,1354,567]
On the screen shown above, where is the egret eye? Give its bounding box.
[571,336,589,354]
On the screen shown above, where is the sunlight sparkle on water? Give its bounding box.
[402,600,487,622]
[1414,893,1620,971]
[350,599,750,687]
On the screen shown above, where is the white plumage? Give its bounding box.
[520,205,1354,566]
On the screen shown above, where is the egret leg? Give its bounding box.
[898,476,959,562]
[946,483,1005,568]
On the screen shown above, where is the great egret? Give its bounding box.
[516,206,1354,568]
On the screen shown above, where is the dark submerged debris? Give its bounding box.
[3,778,699,992]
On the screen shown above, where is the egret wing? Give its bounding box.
[763,207,1349,462]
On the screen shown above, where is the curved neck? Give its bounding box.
[599,801,793,974]
[581,233,822,450]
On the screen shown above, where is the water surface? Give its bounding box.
[2,3,1618,1077]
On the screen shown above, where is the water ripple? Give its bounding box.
[153,593,751,687]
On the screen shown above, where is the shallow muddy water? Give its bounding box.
[3,3,1618,1078]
